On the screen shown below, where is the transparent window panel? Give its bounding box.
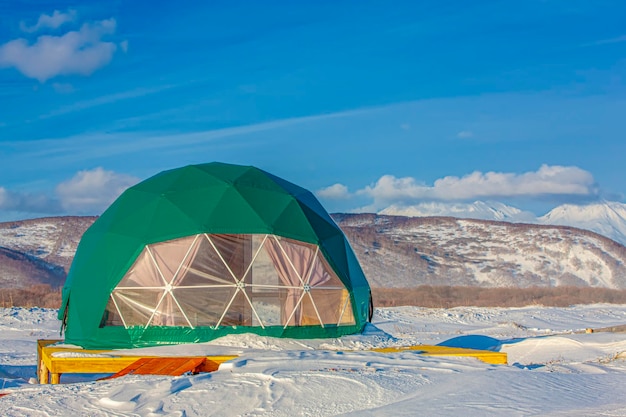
[150,235,199,284]
[103,233,356,330]
[338,294,356,325]
[175,236,237,286]
[100,297,124,327]
[299,293,322,326]
[250,288,290,326]
[282,288,304,326]
[111,289,163,327]
[272,237,318,284]
[264,236,305,287]
[117,249,164,288]
[173,287,238,327]
[220,290,252,326]
[147,292,190,327]
[248,235,282,287]
[307,289,356,325]
[209,234,252,280]
[308,253,344,288]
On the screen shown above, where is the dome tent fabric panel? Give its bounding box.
[60,162,371,349]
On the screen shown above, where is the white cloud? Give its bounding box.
[120,40,129,53]
[0,187,61,213]
[19,9,77,33]
[55,168,139,213]
[0,168,138,216]
[457,130,474,138]
[0,18,118,82]
[317,183,350,199]
[357,165,598,210]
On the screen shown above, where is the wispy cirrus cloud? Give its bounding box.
[40,85,176,118]
[0,13,122,82]
[19,9,77,33]
[7,106,376,169]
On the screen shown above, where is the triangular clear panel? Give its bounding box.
[299,292,322,326]
[247,235,283,287]
[147,291,190,327]
[112,289,164,327]
[308,252,344,288]
[210,234,253,280]
[250,287,291,326]
[175,235,236,286]
[117,249,164,288]
[220,290,252,326]
[308,289,355,325]
[150,235,198,284]
[173,286,237,327]
[100,296,124,327]
[273,237,318,284]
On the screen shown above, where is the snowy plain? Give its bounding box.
[1,305,626,416]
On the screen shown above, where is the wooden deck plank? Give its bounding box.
[106,357,207,380]
[160,357,205,375]
[103,358,152,379]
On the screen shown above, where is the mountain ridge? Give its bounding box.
[1,214,626,290]
[333,213,626,289]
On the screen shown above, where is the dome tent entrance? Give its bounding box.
[59,162,371,349]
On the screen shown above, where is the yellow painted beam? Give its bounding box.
[370,345,508,365]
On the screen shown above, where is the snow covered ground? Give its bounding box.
[1,305,626,416]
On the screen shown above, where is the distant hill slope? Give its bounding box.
[2,214,626,290]
[333,213,626,289]
[0,217,95,288]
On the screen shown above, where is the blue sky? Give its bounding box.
[1,0,625,221]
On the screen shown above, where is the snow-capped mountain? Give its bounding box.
[380,200,626,247]
[540,202,626,247]
[379,201,536,222]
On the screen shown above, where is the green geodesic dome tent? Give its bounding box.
[59,162,371,349]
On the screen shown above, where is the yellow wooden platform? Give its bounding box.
[37,340,507,384]
[370,345,508,365]
[37,340,237,384]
